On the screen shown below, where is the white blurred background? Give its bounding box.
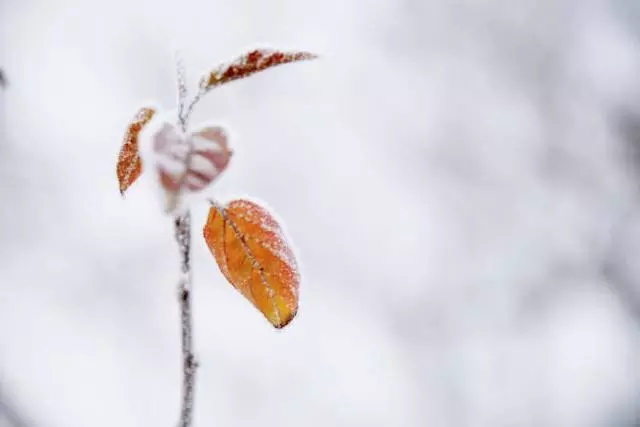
[2,0,640,426]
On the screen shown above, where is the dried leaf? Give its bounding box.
[116,107,156,195]
[151,122,232,214]
[199,49,317,91]
[203,199,300,328]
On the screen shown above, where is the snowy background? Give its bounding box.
[2,0,640,426]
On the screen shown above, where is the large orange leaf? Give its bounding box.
[203,199,300,328]
[116,107,156,195]
[199,49,317,91]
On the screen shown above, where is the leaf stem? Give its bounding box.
[183,88,206,126]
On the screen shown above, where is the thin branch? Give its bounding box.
[175,213,196,427]
[183,88,206,127]
[175,50,188,131]
[174,52,197,427]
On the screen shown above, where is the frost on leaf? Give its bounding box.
[203,199,300,329]
[150,121,232,214]
[199,49,317,91]
[116,107,156,195]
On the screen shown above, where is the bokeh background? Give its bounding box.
[2,0,640,426]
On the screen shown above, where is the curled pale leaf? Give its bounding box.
[150,121,232,214]
[199,49,317,91]
[203,199,300,328]
[116,107,156,195]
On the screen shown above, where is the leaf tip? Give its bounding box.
[273,309,297,329]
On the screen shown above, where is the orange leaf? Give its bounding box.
[116,107,156,195]
[199,49,317,91]
[203,199,300,328]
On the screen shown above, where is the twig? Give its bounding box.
[175,51,188,131]
[183,88,205,126]
[174,51,197,427]
[175,214,196,427]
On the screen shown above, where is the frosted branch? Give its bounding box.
[175,50,188,131]
[174,52,197,427]
[175,213,197,427]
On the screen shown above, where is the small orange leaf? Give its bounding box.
[116,107,156,195]
[199,49,317,91]
[203,199,300,328]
